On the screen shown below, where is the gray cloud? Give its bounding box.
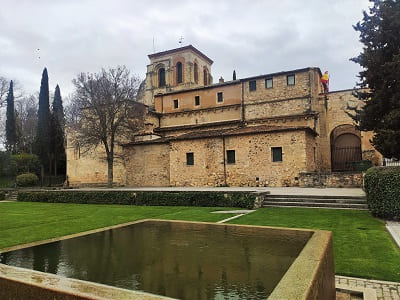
[0,0,370,97]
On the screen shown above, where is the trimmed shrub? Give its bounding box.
[364,166,400,220]
[16,173,39,187]
[0,190,5,200]
[18,191,133,205]
[17,191,256,209]
[133,191,255,209]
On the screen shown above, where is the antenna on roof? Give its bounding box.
[152,36,155,53]
[179,36,184,46]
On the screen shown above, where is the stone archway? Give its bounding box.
[330,125,361,171]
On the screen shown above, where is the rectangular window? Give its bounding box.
[186,152,194,165]
[265,77,273,89]
[173,99,179,109]
[227,150,236,164]
[272,147,283,162]
[217,92,223,103]
[195,95,200,106]
[287,74,295,86]
[249,80,257,91]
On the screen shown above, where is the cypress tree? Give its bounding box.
[233,70,236,80]
[5,80,16,153]
[36,68,51,173]
[50,85,66,176]
[352,0,400,159]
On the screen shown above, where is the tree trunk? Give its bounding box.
[107,154,113,188]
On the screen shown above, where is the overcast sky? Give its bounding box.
[0,0,371,98]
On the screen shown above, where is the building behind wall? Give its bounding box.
[66,45,381,187]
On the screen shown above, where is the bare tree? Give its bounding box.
[71,66,145,187]
[0,77,8,107]
[15,95,38,153]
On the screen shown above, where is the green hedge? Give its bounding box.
[0,190,5,201]
[16,173,39,187]
[364,167,400,220]
[17,191,256,209]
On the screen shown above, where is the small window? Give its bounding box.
[186,152,194,165]
[195,95,200,106]
[272,147,283,162]
[287,74,295,86]
[227,150,235,164]
[249,80,256,91]
[173,99,179,109]
[217,92,223,103]
[265,77,273,89]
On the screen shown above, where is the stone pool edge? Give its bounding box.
[268,229,335,300]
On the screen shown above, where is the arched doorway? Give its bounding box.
[330,125,361,171]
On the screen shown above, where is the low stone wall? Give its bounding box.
[299,172,363,188]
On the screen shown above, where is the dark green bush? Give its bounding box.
[16,173,39,187]
[0,190,5,200]
[18,191,256,209]
[11,153,41,176]
[364,166,400,220]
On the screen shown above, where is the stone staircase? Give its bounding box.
[262,194,368,210]
[6,191,18,201]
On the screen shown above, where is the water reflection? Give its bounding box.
[1,221,310,299]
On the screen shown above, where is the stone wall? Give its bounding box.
[245,97,311,120]
[66,142,126,187]
[169,138,225,186]
[299,171,363,187]
[159,105,241,128]
[124,143,170,186]
[325,90,382,167]
[169,129,312,187]
[242,70,311,103]
[155,82,241,113]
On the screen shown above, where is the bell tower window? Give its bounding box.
[158,68,166,87]
[194,63,198,83]
[176,62,183,84]
[203,69,208,86]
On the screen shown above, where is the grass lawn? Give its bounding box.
[229,207,400,282]
[1,202,399,282]
[0,202,235,250]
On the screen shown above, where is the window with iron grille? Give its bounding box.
[227,150,236,164]
[186,152,194,165]
[249,80,257,91]
[272,147,283,162]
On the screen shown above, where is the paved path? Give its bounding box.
[387,221,400,248]
[336,275,400,300]
[71,186,366,197]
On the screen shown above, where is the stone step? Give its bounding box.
[264,197,367,204]
[262,201,368,209]
[262,204,369,210]
[267,194,366,200]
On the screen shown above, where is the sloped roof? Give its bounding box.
[148,45,213,64]
[122,125,317,146]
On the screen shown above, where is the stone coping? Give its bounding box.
[0,264,173,300]
[0,219,335,300]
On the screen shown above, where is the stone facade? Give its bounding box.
[66,45,382,187]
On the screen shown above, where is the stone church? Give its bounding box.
[66,45,381,187]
